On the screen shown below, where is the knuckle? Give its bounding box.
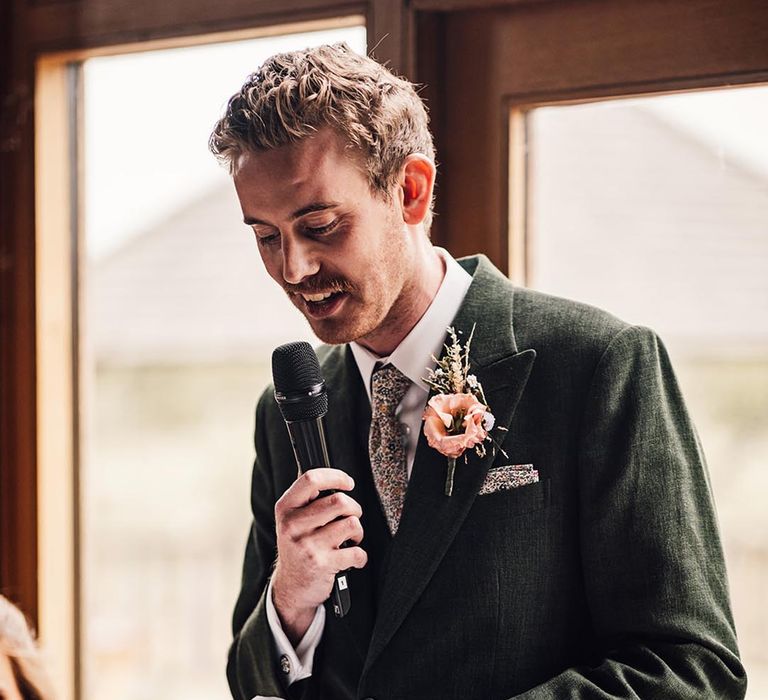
[274,512,288,535]
[304,545,321,568]
[295,536,309,555]
[331,491,360,515]
[347,516,362,536]
[280,519,298,542]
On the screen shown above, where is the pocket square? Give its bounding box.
[479,464,539,495]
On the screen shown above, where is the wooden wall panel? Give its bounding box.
[489,0,768,100]
[368,0,414,77]
[29,0,367,53]
[0,0,39,623]
[420,12,505,262]
[413,12,446,245]
[412,0,552,8]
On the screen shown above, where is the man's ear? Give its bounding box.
[399,154,435,225]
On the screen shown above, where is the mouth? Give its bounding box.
[295,290,349,319]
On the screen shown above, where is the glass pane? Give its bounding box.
[82,24,366,700]
[527,86,768,698]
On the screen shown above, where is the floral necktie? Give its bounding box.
[369,364,412,535]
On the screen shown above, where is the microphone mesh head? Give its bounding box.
[271,341,328,421]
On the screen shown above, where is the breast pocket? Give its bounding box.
[452,477,554,577]
[477,477,551,517]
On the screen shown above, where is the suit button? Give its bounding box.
[279,654,291,675]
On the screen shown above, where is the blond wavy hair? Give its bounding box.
[209,42,436,227]
[0,596,55,700]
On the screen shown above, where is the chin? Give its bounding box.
[308,321,359,346]
[309,317,380,347]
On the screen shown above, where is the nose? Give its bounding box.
[281,232,320,285]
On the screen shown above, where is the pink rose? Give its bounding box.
[422,393,490,459]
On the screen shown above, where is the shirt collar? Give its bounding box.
[350,247,473,400]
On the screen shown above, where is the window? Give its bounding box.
[526,86,768,697]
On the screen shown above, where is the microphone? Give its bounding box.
[271,341,351,618]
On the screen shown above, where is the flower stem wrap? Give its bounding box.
[445,457,457,496]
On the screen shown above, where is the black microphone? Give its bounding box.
[271,341,351,618]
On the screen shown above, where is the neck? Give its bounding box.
[358,244,445,357]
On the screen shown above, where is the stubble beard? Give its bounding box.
[301,280,398,347]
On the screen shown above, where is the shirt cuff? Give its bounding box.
[265,578,326,685]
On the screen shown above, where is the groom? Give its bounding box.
[210,43,746,700]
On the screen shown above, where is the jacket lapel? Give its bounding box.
[363,255,537,674]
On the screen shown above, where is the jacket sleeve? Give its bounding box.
[512,325,747,699]
[227,391,316,700]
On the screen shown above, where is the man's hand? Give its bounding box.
[272,468,367,645]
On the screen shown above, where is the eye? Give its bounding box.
[252,227,280,246]
[303,218,339,236]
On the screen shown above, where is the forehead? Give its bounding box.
[233,129,370,218]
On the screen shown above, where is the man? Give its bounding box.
[209,43,746,700]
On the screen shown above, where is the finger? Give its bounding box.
[329,545,368,572]
[284,491,362,535]
[314,515,364,549]
[277,468,355,510]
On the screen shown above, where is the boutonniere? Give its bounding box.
[422,325,506,496]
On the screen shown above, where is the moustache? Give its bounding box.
[283,277,355,296]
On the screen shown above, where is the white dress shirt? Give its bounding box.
[265,248,472,685]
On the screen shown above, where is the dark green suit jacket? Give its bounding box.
[228,255,746,700]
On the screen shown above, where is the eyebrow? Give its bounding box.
[243,202,339,227]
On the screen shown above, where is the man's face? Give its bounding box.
[233,129,417,351]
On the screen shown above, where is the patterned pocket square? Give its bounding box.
[479,464,539,495]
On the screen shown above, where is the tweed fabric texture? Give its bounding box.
[369,364,412,535]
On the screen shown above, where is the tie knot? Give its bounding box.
[371,364,411,415]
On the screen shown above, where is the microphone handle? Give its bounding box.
[285,416,352,618]
[286,417,331,472]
